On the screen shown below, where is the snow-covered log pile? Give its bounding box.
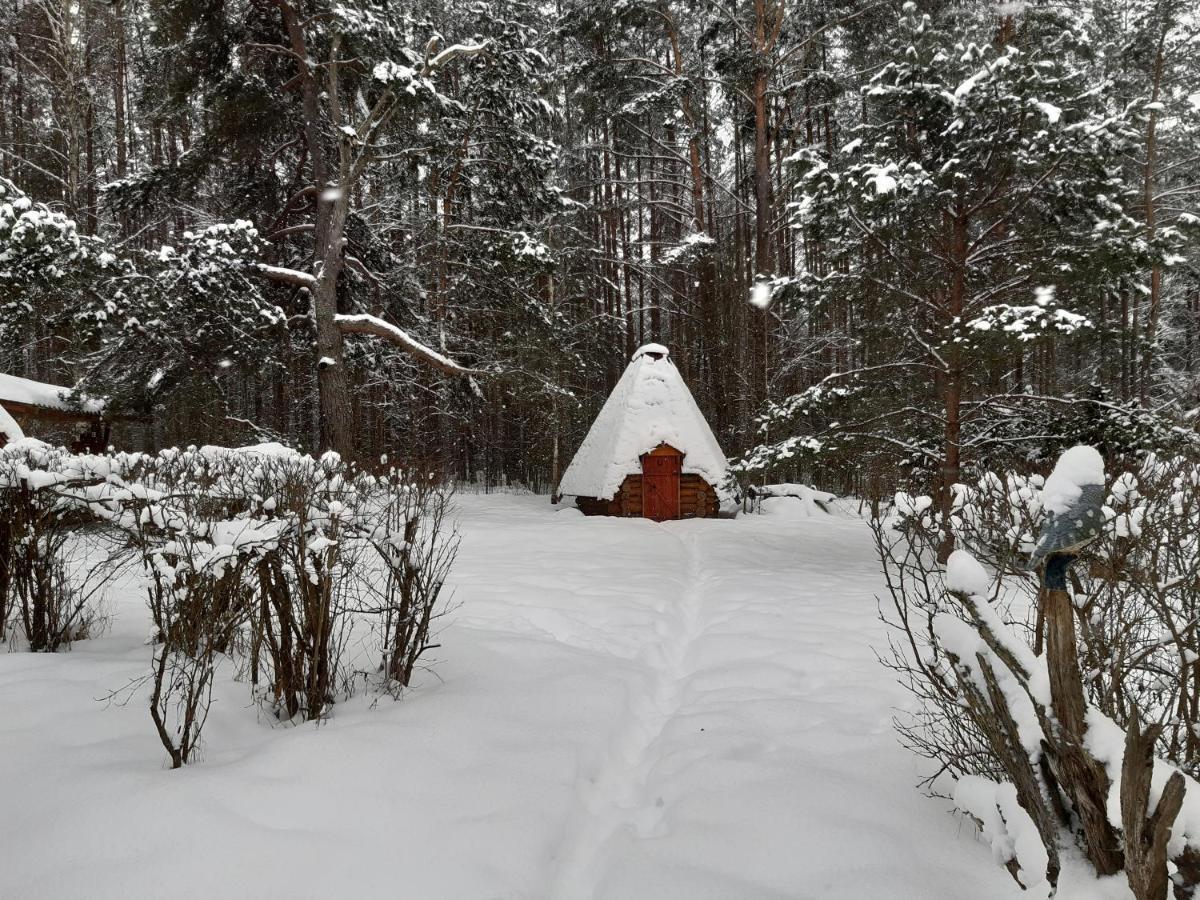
[875,447,1200,897]
[746,483,839,518]
[0,440,457,767]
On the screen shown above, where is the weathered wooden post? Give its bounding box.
[1034,481,1103,739]
[1032,447,1196,899]
[1031,448,1123,874]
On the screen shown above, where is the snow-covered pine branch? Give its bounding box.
[334,314,480,376]
[422,39,488,74]
[256,263,318,291]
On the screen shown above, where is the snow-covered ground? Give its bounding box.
[0,494,1113,898]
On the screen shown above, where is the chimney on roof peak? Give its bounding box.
[633,343,669,361]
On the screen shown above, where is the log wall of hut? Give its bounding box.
[574,472,718,519]
[0,400,110,452]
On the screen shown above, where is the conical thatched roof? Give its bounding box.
[558,344,729,501]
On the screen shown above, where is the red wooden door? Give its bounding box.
[642,449,681,521]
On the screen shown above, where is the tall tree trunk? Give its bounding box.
[1140,25,1166,399]
[112,0,129,235]
[752,65,773,279]
[940,211,968,562]
[277,0,352,456]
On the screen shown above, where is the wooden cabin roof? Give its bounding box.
[0,372,105,423]
[558,345,730,502]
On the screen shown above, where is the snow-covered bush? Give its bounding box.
[880,454,1200,777]
[0,442,123,650]
[364,470,459,690]
[1080,456,1200,767]
[109,445,459,724]
[204,446,368,721]
[874,448,1200,896]
[108,448,273,765]
[1,442,458,765]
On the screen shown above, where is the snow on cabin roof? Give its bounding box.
[0,372,105,415]
[558,345,730,501]
[0,402,24,442]
[633,343,669,359]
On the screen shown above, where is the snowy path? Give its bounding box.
[434,497,1023,899]
[0,495,1035,899]
[548,532,709,899]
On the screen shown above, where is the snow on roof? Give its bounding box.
[558,345,729,501]
[0,401,25,442]
[633,343,669,359]
[0,372,105,415]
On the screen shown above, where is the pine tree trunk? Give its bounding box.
[752,64,772,279]
[112,0,129,235]
[939,213,967,562]
[1140,27,1166,399]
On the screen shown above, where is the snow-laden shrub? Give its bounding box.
[0,442,124,650]
[109,445,459,723]
[109,448,276,765]
[1,442,458,765]
[874,451,1200,895]
[364,470,458,690]
[879,454,1200,777]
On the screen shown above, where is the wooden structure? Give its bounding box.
[0,373,109,452]
[575,445,719,520]
[558,345,729,521]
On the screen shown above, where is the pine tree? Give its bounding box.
[744,2,1160,553]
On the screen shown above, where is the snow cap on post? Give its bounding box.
[1039,445,1104,515]
[1030,445,1106,576]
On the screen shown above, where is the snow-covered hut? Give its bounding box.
[557,344,730,520]
[0,373,108,451]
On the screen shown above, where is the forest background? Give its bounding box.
[1,0,1197,506]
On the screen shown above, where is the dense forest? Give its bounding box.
[1,0,1198,505]
[5,4,1200,895]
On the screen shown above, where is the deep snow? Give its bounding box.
[0,494,1116,898]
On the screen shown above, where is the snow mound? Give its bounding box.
[233,442,301,458]
[944,549,990,597]
[756,483,839,518]
[0,403,24,443]
[1,437,49,453]
[197,442,300,460]
[558,345,730,502]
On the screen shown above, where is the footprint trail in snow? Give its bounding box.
[549,532,710,900]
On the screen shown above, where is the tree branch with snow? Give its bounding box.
[334,314,481,376]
